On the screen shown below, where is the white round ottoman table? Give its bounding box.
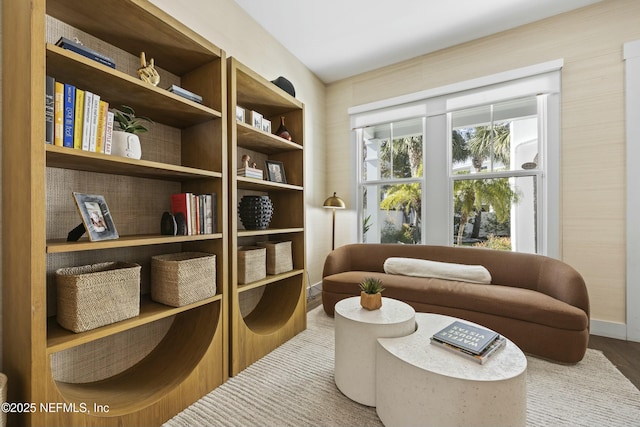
[376,313,527,427]
[334,296,416,406]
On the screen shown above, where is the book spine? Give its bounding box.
[54,81,64,146]
[55,37,116,68]
[89,94,101,152]
[81,92,94,150]
[73,89,85,149]
[95,100,108,153]
[204,194,213,234]
[62,84,76,148]
[45,76,55,144]
[171,193,191,236]
[104,111,114,155]
[212,193,217,233]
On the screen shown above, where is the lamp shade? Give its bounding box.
[323,192,345,209]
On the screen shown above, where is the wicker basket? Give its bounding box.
[238,246,266,284]
[151,252,216,307]
[56,262,141,333]
[258,241,293,274]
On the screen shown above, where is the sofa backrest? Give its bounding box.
[323,243,589,316]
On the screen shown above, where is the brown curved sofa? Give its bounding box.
[322,243,590,363]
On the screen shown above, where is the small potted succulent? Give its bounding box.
[111,105,153,160]
[359,277,385,310]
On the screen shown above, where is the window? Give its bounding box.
[351,61,561,256]
[357,117,425,244]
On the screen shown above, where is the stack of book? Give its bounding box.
[168,85,203,104]
[46,76,114,154]
[55,37,116,69]
[430,320,506,364]
[237,167,263,179]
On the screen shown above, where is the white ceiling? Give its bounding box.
[233,0,602,83]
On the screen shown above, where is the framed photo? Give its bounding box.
[249,110,263,129]
[265,160,287,184]
[261,118,271,133]
[72,192,119,241]
[235,106,245,122]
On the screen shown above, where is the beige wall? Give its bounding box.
[326,0,640,326]
[148,0,329,288]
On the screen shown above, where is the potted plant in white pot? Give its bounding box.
[111,105,152,159]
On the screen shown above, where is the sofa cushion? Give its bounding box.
[384,257,491,284]
[323,271,588,331]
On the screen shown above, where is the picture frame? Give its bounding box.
[261,118,271,133]
[265,160,287,184]
[72,192,119,241]
[249,110,263,129]
[235,106,245,122]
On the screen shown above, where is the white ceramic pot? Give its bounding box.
[111,130,142,160]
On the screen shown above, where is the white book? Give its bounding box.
[81,92,94,150]
[88,94,101,152]
[103,111,114,154]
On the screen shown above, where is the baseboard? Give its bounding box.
[590,319,635,341]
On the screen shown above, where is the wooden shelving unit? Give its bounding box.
[227,57,306,376]
[2,0,227,425]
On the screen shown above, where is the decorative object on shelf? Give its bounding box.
[265,160,287,183]
[56,261,141,333]
[359,277,385,310]
[151,252,216,307]
[238,195,274,230]
[161,211,178,235]
[236,106,245,122]
[323,192,346,250]
[71,192,119,241]
[271,76,296,97]
[111,105,152,159]
[238,155,263,178]
[237,246,267,284]
[55,36,116,68]
[258,241,293,274]
[261,118,271,133]
[275,116,292,141]
[137,51,160,86]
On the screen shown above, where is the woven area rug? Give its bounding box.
[165,306,640,427]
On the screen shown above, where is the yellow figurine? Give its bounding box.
[137,51,160,86]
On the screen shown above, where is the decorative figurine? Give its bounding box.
[137,51,160,86]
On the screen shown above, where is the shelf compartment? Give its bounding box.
[47,0,222,76]
[46,144,222,180]
[53,302,222,417]
[242,275,304,335]
[47,233,222,254]
[236,121,302,153]
[47,294,222,354]
[237,176,303,192]
[237,269,304,293]
[46,45,222,128]
[237,228,304,238]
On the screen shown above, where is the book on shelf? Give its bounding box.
[45,75,55,144]
[73,89,85,149]
[167,84,203,104]
[55,37,116,69]
[88,93,101,152]
[430,334,506,364]
[104,111,114,155]
[63,83,76,148]
[54,81,64,146]
[237,167,263,179]
[431,321,499,355]
[81,91,94,151]
[95,100,109,153]
[171,192,217,236]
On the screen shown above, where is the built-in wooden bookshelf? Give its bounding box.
[2,0,227,425]
[227,57,306,376]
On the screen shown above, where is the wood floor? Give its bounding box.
[307,293,640,390]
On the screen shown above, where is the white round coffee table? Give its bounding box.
[376,313,527,427]
[334,296,416,406]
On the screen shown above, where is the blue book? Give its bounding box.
[55,37,116,69]
[63,83,76,148]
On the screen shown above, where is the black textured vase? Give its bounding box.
[238,195,274,230]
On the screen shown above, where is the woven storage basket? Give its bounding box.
[238,246,266,284]
[151,252,216,307]
[258,241,293,274]
[56,262,141,333]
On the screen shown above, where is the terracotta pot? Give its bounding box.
[360,291,382,310]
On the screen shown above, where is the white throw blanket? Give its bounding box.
[383,257,492,284]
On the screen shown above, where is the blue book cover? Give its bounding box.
[63,83,76,148]
[55,37,116,69]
